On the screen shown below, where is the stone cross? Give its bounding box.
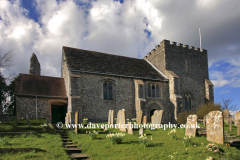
[223,109,230,124]
[75,111,79,134]
[127,122,133,134]
[206,111,224,145]
[151,110,163,129]
[143,116,147,124]
[235,112,240,126]
[185,114,198,137]
[137,110,143,124]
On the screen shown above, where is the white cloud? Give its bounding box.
[0,0,240,83]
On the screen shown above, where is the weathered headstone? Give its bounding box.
[127,122,133,134]
[206,111,224,145]
[108,110,111,124]
[223,109,230,124]
[143,116,147,124]
[110,110,114,126]
[185,114,198,137]
[119,109,126,132]
[75,111,79,134]
[137,110,143,124]
[116,110,120,129]
[235,112,240,126]
[151,110,163,128]
[139,128,143,135]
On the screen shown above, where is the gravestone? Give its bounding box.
[235,112,240,126]
[185,114,198,137]
[108,110,111,124]
[119,109,126,132]
[65,113,69,124]
[151,110,163,129]
[137,110,143,124]
[116,110,120,129]
[110,110,114,126]
[127,122,133,134]
[26,116,31,128]
[143,116,147,124]
[223,109,230,124]
[139,128,143,135]
[206,111,224,145]
[75,111,79,134]
[46,118,50,125]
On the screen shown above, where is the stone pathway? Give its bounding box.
[56,130,91,160]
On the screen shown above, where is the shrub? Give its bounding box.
[177,111,196,124]
[139,134,148,147]
[87,130,98,140]
[131,118,136,123]
[106,133,125,144]
[168,129,177,140]
[197,102,221,119]
[83,118,88,124]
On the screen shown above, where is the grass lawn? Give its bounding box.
[0,119,240,160]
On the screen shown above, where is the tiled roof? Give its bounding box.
[15,74,67,97]
[63,46,166,80]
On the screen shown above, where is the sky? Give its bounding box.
[0,0,240,110]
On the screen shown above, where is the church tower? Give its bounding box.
[29,53,41,75]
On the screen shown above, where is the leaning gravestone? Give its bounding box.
[223,109,230,124]
[143,116,147,124]
[151,110,163,129]
[137,110,143,124]
[206,111,224,145]
[75,111,79,134]
[127,122,133,134]
[235,112,240,126]
[185,114,198,137]
[119,109,126,132]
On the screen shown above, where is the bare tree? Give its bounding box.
[0,48,15,72]
[221,97,237,111]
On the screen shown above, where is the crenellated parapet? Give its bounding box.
[144,39,207,59]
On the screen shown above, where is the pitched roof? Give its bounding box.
[15,74,67,97]
[63,46,167,81]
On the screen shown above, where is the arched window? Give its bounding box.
[103,82,113,100]
[185,92,192,110]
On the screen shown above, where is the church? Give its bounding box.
[14,39,214,124]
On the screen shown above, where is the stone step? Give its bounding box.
[63,142,73,145]
[61,136,69,138]
[71,153,90,159]
[228,139,240,144]
[65,145,78,148]
[62,139,72,142]
[66,148,82,154]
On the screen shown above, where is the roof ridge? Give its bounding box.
[63,46,144,61]
[19,73,63,79]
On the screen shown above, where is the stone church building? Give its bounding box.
[15,39,214,124]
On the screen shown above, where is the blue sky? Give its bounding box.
[1,0,240,110]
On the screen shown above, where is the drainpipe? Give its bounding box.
[36,95,38,119]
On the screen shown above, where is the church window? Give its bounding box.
[103,82,113,100]
[185,92,192,110]
[148,84,161,98]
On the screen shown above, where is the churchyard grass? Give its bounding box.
[0,119,70,159]
[1,120,240,159]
